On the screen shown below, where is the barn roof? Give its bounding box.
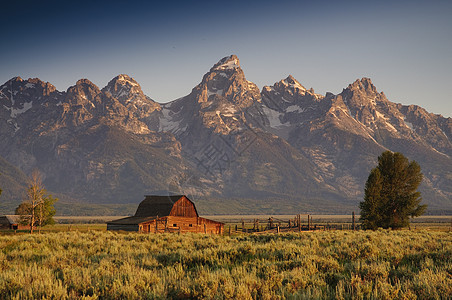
[0,215,21,225]
[107,216,157,225]
[134,195,187,217]
[107,195,202,226]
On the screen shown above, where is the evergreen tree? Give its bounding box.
[360,151,426,229]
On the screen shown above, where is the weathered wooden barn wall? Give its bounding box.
[138,216,223,234]
[169,196,198,217]
[107,195,224,234]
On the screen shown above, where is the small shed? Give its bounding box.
[0,215,28,230]
[107,195,224,234]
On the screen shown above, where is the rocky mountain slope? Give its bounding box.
[0,55,450,214]
[0,76,186,211]
[260,76,451,211]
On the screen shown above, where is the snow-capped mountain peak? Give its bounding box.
[101,74,160,117]
[104,74,142,98]
[281,75,307,92]
[115,74,139,87]
[211,55,241,71]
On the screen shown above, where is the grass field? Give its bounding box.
[0,229,451,299]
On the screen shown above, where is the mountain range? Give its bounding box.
[1,55,451,215]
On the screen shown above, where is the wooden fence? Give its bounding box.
[225,212,360,234]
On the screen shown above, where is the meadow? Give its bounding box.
[0,229,451,299]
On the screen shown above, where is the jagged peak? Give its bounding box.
[2,77,55,89]
[27,77,44,84]
[109,74,140,87]
[75,78,97,87]
[68,79,100,96]
[1,77,23,86]
[103,74,145,101]
[281,75,307,92]
[0,77,57,99]
[348,77,377,93]
[210,55,241,71]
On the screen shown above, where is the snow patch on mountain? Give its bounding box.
[213,56,240,71]
[159,108,178,131]
[404,118,414,130]
[207,89,224,97]
[262,106,287,128]
[281,77,306,92]
[117,75,139,87]
[159,107,187,134]
[286,105,305,113]
[6,101,33,118]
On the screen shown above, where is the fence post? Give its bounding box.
[155,216,158,233]
[298,214,301,232]
[308,215,310,231]
[277,225,280,234]
[352,211,356,231]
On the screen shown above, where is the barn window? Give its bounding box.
[173,224,177,227]
[189,224,193,227]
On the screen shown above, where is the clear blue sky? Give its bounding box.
[1,0,451,117]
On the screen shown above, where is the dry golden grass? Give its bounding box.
[0,229,451,299]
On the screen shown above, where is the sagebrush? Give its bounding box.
[0,230,451,299]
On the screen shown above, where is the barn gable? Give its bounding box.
[169,196,198,217]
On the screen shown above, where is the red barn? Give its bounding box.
[107,195,224,234]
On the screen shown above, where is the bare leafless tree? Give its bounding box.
[16,170,58,233]
[20,170,45,234]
